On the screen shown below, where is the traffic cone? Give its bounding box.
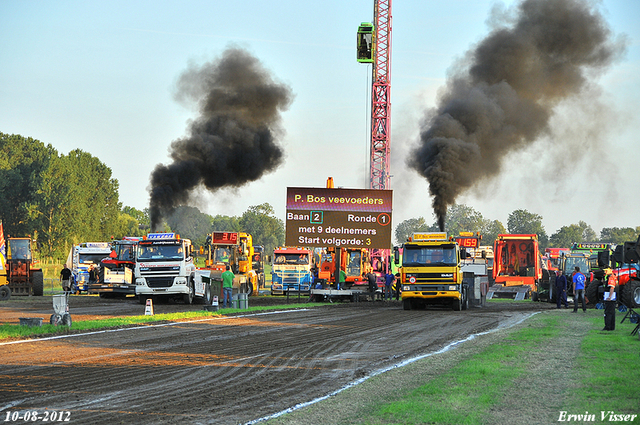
[145,298,154,316]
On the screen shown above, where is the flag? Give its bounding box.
[0,220,5,257]
[0,221,5,270]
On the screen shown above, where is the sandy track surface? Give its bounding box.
[0,296,553,424]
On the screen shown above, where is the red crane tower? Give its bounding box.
[358,0,392,190]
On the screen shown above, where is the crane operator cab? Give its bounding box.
[357,22,375,63]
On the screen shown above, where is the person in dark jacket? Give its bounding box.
[555,270,568,308]
[60,264,72,292]
[365,271,377,299]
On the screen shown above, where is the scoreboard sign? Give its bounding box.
[285,187,393,249]
[456,237,479,248]
[211,232,238,244]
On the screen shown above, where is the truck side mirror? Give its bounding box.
[393,247,399,265]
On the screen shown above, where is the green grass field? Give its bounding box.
[265,306,640,425]
[3,298,638,424]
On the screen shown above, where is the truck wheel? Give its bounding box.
[198,283,212,305]
[621,280,640,309]
[402,299,412,310]
[586,280,601,305]
[0,285,11,301]
[138,295,147,305]
[462,288,469,310]
[183,283,194,305]
[50,314,58,325]
[453,298,462,311]
[31,271,44,296]
[61,313,72,327]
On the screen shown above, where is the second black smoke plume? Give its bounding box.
[409,0,625,231]
[149,47,293,230]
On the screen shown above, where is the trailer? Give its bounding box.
[309,287,369,302]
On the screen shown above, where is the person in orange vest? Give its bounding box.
[602,268,618,331]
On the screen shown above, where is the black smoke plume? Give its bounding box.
[149,47,293,230]
[408,0,625,231]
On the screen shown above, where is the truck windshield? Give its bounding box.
[212,247,232,263]
[403,246,456,266]
[346,251,361,277]
[116,244,136,261]
[138,243,184,261]
[563,256,589,274]
[274,253,309,265]
[9,239,31,260]
[79,254,108,265]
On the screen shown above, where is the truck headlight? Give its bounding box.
[403,285,410,291]
[449,285,457,291]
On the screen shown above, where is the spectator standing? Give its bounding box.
[603,268,618,331]
[572,266,587,312]
[384,271,396,301]
[555,271,568,309]
[221,265,234,308]
[60,264,72,292]
[89,265,99,286]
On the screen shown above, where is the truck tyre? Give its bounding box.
[586,279,601,305]
[183,282,194,305]
[50,314,58,325]
[402,299,412,310]
[61,313,72,327]
[621,280,640,309]
[138,295,147,305]
[461,288,469,310]
[31,271,44,296]
[453,298,462,311]
[0,285,11,301]
[198,283,212,305]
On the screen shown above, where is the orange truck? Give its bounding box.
[491,234,549,300]
[316,247,371,288]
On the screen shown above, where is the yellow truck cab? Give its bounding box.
[394,232,469,311]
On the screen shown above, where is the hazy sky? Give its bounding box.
[2,0,638,239]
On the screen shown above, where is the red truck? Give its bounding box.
[491,234,549,300]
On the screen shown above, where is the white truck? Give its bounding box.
[66,242,112,294]
[134,233,213,305]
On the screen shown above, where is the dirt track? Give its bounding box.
[0,296,554,424]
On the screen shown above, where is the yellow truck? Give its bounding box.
[394,232,469,311]
[201,231,258,296]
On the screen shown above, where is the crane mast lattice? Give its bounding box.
[370,0,392,190]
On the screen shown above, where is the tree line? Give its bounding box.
[4,132,637,261]
[395,204,640,250]
[0,133,285,261]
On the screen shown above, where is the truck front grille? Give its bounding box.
[146,277,174,288]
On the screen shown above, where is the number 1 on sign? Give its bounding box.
[377,213,391,226]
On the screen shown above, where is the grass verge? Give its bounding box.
[266,308,640,425]
[0,303,319,341]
